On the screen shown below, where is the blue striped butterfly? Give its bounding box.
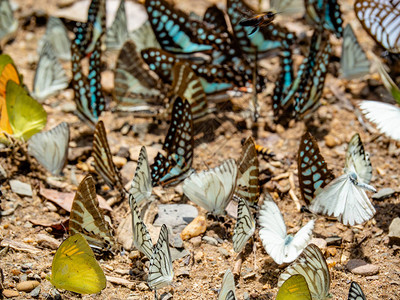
[227,0,296,59]
[93,120,126,199]
[106,0,128,50]
[33,41,69,101]
[71,33,105,128]
[305,0,343,38]
[151,97,194,187]
[348,282,366,300]
[278,244,330,299]
[203,5,229,35]
[0,0,17,47]
[340,24,370,80]
[355,0,400,53]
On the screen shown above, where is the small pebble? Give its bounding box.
[190,236,202,247]
[137,282,149,291]
[16,280,40,292]
[30,286,41,298]
[2,289,20,298]
[346,259,379,276]
[180,216,206,240]
[310,238,327,252]
[388,217,400,245]
[194,251,203,263]
[202,236,218,246]
[218,248,230,258]
[324,135,337,148]
[9,180,32,196]
[372,188,396,201]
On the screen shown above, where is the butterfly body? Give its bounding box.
[239,11,277,36]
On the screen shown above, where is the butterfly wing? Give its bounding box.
[298,132,335,205]
[359,101,400,141]
[232,196,255,253]
[340,24,370,80]
[40,17,71,61]
[276,274,312,300]
[106,0,128,50]
[286,220,315,263]
[69,175,114,251]
[310,174,376,226]
[218,269,236,300]
[33,41,69,101]
[183,159,237,215]
[278,244,330,300]
[28,122,70,176]
[130,146,152,205]
[92,120,125,198]
[305,0,343,38]
[128,193,153,259]
[348,282,366,300]
[372,55,400,103]
[0,0,18,47]
[5,80,47,141]
[235,136,260,204]
[203,5,229,34]
[345,133,373,185]
[148,224,174,290]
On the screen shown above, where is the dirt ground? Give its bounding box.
[0,0,400,299]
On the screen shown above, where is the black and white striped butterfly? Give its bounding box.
[355,0,400,53]
[232,196,255,253]
[278,244,330,299]
[348,282,366,300]
[308,133,376,226]
[28,122,70,176]
[0,0,17,47]
[218,269,236,300]
[69,174,115,252]
[93,121,126,199]
[340,24,370,80]
[183,159,238,216]
[33,41,69,101]
[130,146,152,206]
[148,224,174,292]
[259,193,315,264]
[39,17,71,61]
[128,193,153,259]
[106,0,129,50]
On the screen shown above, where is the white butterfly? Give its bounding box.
[348,282,366,300]
[278,243,330,300]
[148,224,174,291]
[259,194,315,264]
[128,193,153,259]
[340,24,370,80]
[38,17,71,61]
[310,133,376,226]
[32,41,69,101]
[28,122,70,176]
[106,0,129,50]
[0,0,17,47]
[232,196,255,253]
[183,159,238,216]
[130,146,152,205]
[218,269,236,300]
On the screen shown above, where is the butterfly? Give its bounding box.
[235,136,260,204]
[232,196,255,253]
[72,0,106,56]
[354,0,400,53]
[251,140,275,158]
[227,0,296,59]
[239,11,277,36]
[203,5,229,35]
[148,224,174,292]
[0,0,17,47]
[183,159,238,216]
[130,146,152,206]
[278,243,330,299]
[259,193,315,264]
[269,0,305,16]
[3,80,47,142]
[39,17,71,61]
[151,97,194,187]
[129,21,161,53]
[276,274,312,300]
[348,282,366,300]
[92,120,126,199]
[305,0,343,38]
[114,40,167,109]
[32,41,69,101]
[170,62,208,121]
[308,133,376,226]
[49,233,106,294]
[106,0,128,50]
[128,193,153,259]
[71,34,106,128]
[359,56,400,141]
[69,174,115,252]
[27,122,70,176]
[218,269,236,300]
[340,24,370,80]
[297,131,335,205]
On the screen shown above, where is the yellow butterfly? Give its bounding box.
[49,233,107,294]
[276,274,311,300]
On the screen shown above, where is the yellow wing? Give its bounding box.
[276,275,312,300]
[5,80,47,141]
[50,233,106,294]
